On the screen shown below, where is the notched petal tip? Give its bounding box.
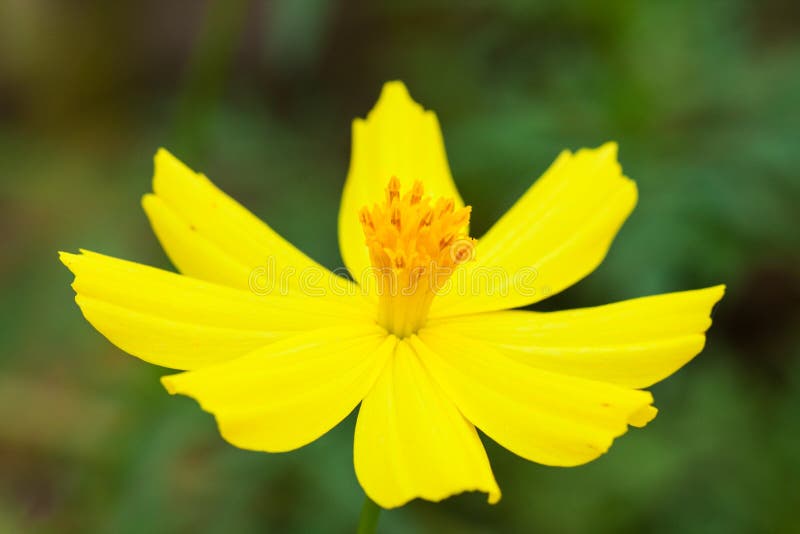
[152,147,199,194]
[153,147,182,184]
[58,250,77,267]
[59,250,92,277]
[153,146,176,166]
[369,80,424,118]
[624,390,657,429]
[367,485,502,510]
[378,79,411,101]
[576,141,625,182]
[160,373,181,395]
[689,284,726,324]
[629,404,658,428]
[573,141,618,162]
[141,192,156,208]
[709,284,727,302]
[598,140,619,158]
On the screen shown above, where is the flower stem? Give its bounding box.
[356,495,382,534]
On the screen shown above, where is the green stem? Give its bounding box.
[356,495,382,534]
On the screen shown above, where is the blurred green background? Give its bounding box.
[1,0,799,532]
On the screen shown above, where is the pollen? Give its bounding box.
[360,177,475,337]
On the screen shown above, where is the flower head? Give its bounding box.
[61,81,724,509]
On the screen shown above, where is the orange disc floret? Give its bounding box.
[359,177,475,336]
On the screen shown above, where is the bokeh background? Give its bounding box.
[1,0,799,532]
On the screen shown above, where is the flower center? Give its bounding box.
[359,177,475,337]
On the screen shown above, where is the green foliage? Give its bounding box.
[0,0,798,532]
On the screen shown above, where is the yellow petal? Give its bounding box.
[60,250,372,370]
[338,81,464,286]
[428,285,725,389]
[411,331,655,467]
[163,326,394,453]
[354,340,500,509]
[431,143,636,317]
[146,149,358,296]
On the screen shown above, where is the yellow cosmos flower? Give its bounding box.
[61,81,724,510]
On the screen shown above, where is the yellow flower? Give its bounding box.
[61,81,724,509]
